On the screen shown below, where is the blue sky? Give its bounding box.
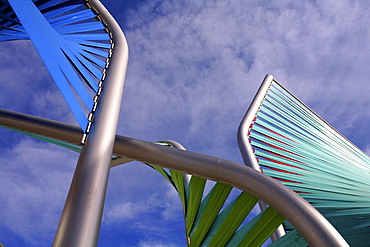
[1,0,370,246]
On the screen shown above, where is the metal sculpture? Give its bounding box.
[0,0,352,246]
[0,108,348,247]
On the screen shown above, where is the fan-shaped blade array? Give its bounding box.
[1,0,112,134]
[246,78,370,246]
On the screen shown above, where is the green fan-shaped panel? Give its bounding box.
[1,124,290,246]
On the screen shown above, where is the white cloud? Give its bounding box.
[104,189,181,224]
[365,145,370,156]
[117,0,370,154]
[137,240,179,247]
[0,139,77,245]
[106,202,141,222]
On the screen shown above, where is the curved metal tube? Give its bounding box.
[237,74,286,241]
[52,0,129,246]
[157,140,191,186]
[0,108,348,247]
[238,74,274,171]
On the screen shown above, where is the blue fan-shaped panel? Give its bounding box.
[0,0,113,133]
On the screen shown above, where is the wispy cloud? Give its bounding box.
[365,145,370,156]
[104,186,182,224]
[0,139,77,245]
[119,0,370,152]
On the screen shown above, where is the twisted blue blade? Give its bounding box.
[247,79,370,246]
[1,0,112,131]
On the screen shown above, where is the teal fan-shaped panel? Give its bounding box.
[246,79,370,246]
[0,0,113,131]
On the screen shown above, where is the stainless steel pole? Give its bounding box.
[52,0,128,246]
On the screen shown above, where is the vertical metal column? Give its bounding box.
[53,1,128,246]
